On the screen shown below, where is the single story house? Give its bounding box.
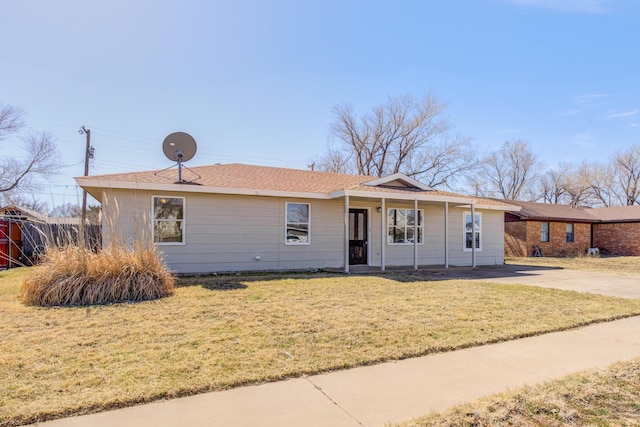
[591,206,640,256]
[503,200,640,257]
[76,163,517,274]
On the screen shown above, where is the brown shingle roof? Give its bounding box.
[80,163,375,194]
[502,200,599,222]
[76,163,515,209]
[592,205,640,222]
[505,200,640,223]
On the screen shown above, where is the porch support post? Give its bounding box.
[344,195,350,273]
[444,202,449,269]
[413,198,418,270]
[471,202,477,269]
[380,198,386,272]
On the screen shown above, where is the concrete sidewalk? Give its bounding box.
[32,316,640,427]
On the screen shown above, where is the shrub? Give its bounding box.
[20,243,175,306]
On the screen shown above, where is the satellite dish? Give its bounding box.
[161,132,198,183]
[162,132,197,162]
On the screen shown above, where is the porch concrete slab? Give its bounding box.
[32,378,360,427]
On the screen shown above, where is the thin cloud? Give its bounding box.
[574,94,611,105]
[605,109,639,119]
[571,132,596,149]
[503,0,613,13]
[558,109,582,117]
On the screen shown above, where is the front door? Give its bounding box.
[349,209,368,265]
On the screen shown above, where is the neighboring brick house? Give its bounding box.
[503,201,640,257]
[591,206,640,256]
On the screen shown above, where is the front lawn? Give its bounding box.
[506,255,640,274]
[2,267,640,426]
[400,357,640,426]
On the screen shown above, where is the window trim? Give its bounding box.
[463,211,482,252]
[386,208,424,245]
[152,195,186,245]
[285,202,311,245]
[565,223,574,243]
[540,221,550,243]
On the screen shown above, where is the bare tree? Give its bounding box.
[1,193,49,214]
[50,203,83,218]
[586,162,615,207]
[0,104,61,204]
[612,145,640,206]
[563,162,597,207]
[540,164,571,204]
[315,94,479,189]
[310,143,353,174]
[0,104,25,137]
[483,140,540,200]
[402,133,478,188]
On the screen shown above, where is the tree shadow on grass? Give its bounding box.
[201,281,248,291]
[176,270,341,291]
[177,278,248,291]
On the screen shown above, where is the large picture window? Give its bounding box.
[153,196,185,244]
[286,202,310,244]
[387,208,423,244]
[464,212,482,251]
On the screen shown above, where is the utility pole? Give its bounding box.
[79,126,93,225]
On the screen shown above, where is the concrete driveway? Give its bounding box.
[427,264,640,299]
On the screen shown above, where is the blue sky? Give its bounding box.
[2,0,639,208]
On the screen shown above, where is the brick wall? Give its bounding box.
[593,222,640,256]
[504,220,591,257]
[504,221,527,257]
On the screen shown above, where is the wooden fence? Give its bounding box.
[2,221,101,267]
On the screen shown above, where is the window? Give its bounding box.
[464,212,482,250]
[541,222,550,242]
[153,196,184,244]
[566,223,574,243]
[286,202,310,244]
[387,208,423,244]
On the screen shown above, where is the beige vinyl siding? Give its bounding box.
[100,189,506,273]
[447,208,504,266]
[101,189,345,274]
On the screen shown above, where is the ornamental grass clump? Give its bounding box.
[20,243,175,306]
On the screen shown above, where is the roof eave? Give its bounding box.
[75,177,332,200]
[333,189,474,204]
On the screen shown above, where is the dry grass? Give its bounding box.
[400,358,640,426]
[2,269,640,426]
[20,244,175,306]
[506,256,640,275]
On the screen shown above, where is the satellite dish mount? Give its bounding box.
[158,132,200,184]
